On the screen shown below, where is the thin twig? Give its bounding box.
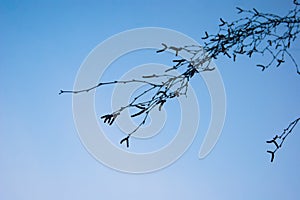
[266,117,300,162]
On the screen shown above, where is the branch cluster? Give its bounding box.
[60,1,300,152]
[201,1,300,74]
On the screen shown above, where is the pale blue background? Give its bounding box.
[1,0,300,199]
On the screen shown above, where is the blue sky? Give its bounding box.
[1,0,300,199]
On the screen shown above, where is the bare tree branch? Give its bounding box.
[200,2,300,74]
[266,117,300,162]
[60,1,300,154]
[60,61,195,146]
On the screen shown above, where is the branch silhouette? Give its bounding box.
[60,58,197,147]
[200,2,300,74]
[266,117,300,162]
[60,1,300,158]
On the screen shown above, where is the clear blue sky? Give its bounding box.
[1,0,300,199]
